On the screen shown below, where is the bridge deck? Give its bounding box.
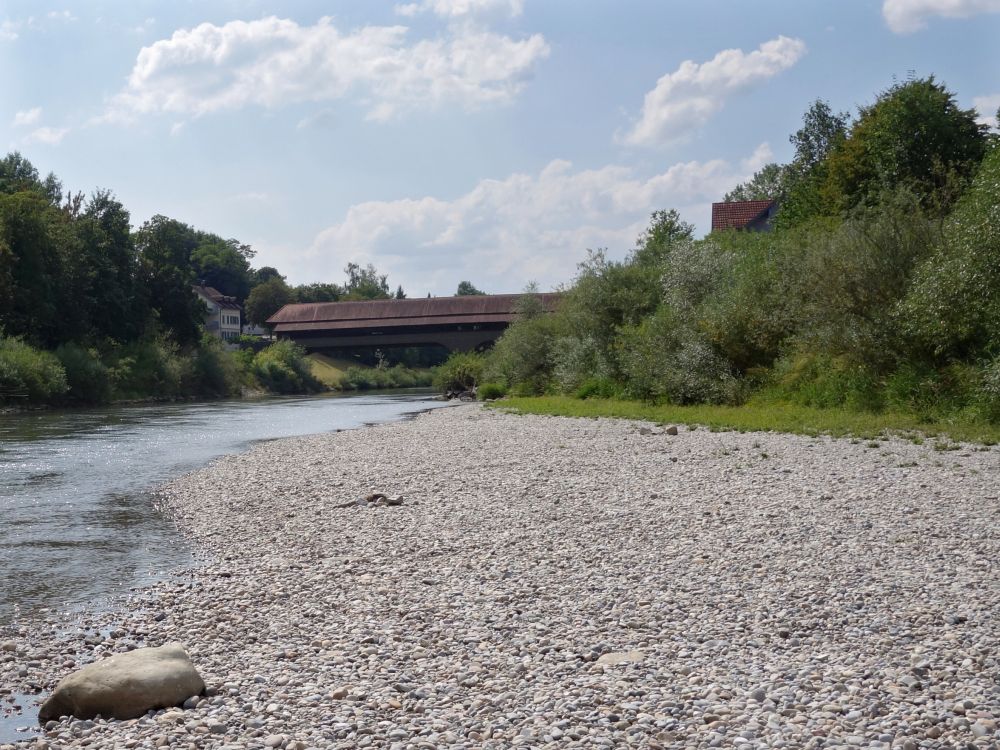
[267,293,561,351]
[269,293,559,332]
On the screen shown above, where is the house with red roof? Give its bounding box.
[711,199,778,232]
[192,285,243,342]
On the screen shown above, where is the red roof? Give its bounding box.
[711,200,775,231]
[268,293,561,330]
[193,285,241,310]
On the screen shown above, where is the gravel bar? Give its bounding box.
[2,404,999,749]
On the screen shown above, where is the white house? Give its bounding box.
[192,285,242,342]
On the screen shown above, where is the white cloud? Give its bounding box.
[2,10,76,40]
[104,16,548,123]
[130,17,156,35]
[24,126,69,145]
[395,0,524,18]
[973,93,1000,128]
[285,146,766,295]
[882,0,1000,33]
[12,107,42,126]
[741,142,775,173]
[296,109,337,130]
[619,36,806,147]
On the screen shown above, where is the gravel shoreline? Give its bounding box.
[2,404,998,749]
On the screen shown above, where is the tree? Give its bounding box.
[729,101,849,227]
[0,190,70,344]
[394,285,407,299]
[789,99,850,173]
[293,282,342,303]
[823,76,988,213]
[724,163,792,203]
[69,191,142,343]
[456,280,485,296]
[900,145,1000,359]
[631,209,694,267]
[191,235,254,301]
[251,266,284,286]
[134,215,204,345]
[246,277,293,329]
[342,262,390,300]
[0,152,61,204]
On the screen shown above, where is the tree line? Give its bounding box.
[443,75,1000,425]
[0,149,492,404]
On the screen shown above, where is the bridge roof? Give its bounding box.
[268,293,561,333]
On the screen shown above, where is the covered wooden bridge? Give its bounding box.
[267,293,561,352]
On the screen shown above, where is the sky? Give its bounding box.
[2,0,999,296]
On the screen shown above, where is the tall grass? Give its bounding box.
[0,337,67,403]
[496,395,1000,445]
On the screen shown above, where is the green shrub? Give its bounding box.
[883,361,983,421]
[107,338,186,399]
[340,366,389,391]
[900,145,1000,360]
[768,353,883,411]
[573,377,622,400]
[617,307,740,405]
[433,351,484,393]
[252,340,324,394]
[977,357,1000,422]
[235,334,270,353]
[339,364,430,391]
[551,335,612,394]
[0,336,67,403]
[483,315,560,394]
[55,343,111,403]
[188,335,244,397]
[477,382,507,400]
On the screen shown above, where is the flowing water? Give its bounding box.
[0,391,449,626]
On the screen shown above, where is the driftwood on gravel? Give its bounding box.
[337,493,405,508]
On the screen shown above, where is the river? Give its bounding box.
[0,391,449,627]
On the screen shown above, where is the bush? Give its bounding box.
[790,193,939,370]
[252,340,324,394]
[0,336,67,403]
[432,351,484,393]
[900,146,1000,360]
[235,334,271,354]
[883,361,983,422]
[340,366,390,391]
[477,382,507,400]
[550,335,612,394]
[573,377,622,400]
[55,343,111,403]
[978,357,1000,422]
[339,364,431,391]
[768,353,883,412]
[188,335,244,397]
[107,338,186,399]
[483,313,560,395]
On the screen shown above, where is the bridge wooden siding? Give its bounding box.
[267,293,561,352]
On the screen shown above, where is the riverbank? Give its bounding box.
[2,405,998,748]
[496,395,1000,445]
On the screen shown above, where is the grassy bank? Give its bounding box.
[494,396,1000,445]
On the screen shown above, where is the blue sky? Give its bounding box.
[2,0,998,296]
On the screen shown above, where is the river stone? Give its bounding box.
[596,650,644,666]
[38,642,204,722]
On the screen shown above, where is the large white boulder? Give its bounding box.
[38,643,205,722]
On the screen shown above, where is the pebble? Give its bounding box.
[1,405,996,749]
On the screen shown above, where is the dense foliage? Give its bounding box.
[466,76,999,426]
[0,152,405,405]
